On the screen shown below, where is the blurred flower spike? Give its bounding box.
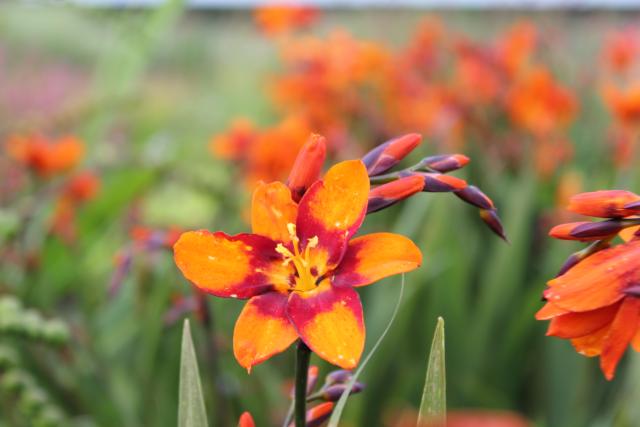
[174,137,422,372]
[539,189,640,379]
[365,134,506,241]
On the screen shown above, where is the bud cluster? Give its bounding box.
[548,190,640,276]
[363,133,506,240]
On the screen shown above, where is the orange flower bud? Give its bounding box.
[63,171,100,202]
[238,411,255,427]
[454,185,495,209]
[549,221,627,241]
[567,190,640,218]
[420,173,467,192]
[287,134,327,202]
[480,209,508,241]
[367,175,425,213]
[420,154,470,173]
[306,402,334,427]
[362,133,422,176]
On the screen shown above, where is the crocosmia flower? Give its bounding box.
[539,189,640,379]
[174,159,422,371]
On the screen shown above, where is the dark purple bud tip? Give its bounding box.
[419,153,470,173]
[322,382,365,402]
[624,200,640,210]
[325,369,352,385]
[570,220,624,239]
[624,284,640,297]
[556,253,581,277]
[479,209,508,242]
[454,185,495,210]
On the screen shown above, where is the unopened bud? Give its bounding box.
[287,134,327,202]
[306,403,334,427]
[568,190,640,218]
[362,133,422,176]
[367,175,425,213]
[419,172,467,192]
[322,382,365,401]
[238,411,255,427]
[479,209,507,241]
[325,369,352,385]
[454,185,494,210]
[419,154,470,173]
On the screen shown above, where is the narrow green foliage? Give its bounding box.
[178,319,208,427]
[327,275,405,427]
[418,317,446,427]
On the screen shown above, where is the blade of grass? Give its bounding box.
[178,319,208,427]
[418,317,446,427]
[327,275,405,427]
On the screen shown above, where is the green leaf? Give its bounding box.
[178,319,208,427]
[327,275,405,427]
[418,317,446,427]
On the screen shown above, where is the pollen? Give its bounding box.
[275,223,321,292]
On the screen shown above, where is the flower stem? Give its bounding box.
[294,340,311,427]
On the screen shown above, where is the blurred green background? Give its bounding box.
[2,2,640,426]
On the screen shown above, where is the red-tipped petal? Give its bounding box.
[297,160,369,268]
[233,292,298,371]
[367,175,425,213]
[332,232,422,287]
[173,231,288,298]
[287,281,364,369]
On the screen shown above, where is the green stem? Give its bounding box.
[294,341,311,427]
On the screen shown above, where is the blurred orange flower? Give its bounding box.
[51,171,100,243]
[602,82,640,128]
[254,3,318,36]
[506,67,577,136]
[6,134,85,177]
[174,154,422,371]
[602,29,639,74]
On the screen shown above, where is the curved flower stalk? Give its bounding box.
[364,133,507,240]
[538,190,640,379]
[174,136,422,371]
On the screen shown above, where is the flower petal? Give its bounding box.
[174,231,288,298]
[233,292,298,371]
[547,303,620,339]
[535,302,570,320]
[571,326,609,357]
[544,239,640,312]
[297,160,370,267]
[332,233,422,287]
[600,297,640,380]
[287,281,364,369]
[251,181,298,243]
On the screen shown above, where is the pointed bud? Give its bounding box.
[418,172,467,192]
[568,190,640,218]
[238,412,255,427]
[362,133,422,176]
[480,209,508,241]
[287,134,327,202]
[307,365,320,395]
[454,185,495,210]
[325,369,352,385]
[303,403,335,427]
[556,241,611,277]
[419,153,470,173]
[549,220,625,241]
[556,253,581,277]
[321,382,365,402]
[367,175,425,214]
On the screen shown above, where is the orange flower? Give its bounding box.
[602,82,640,128]
[506,67,577,136]
[254,3,318,36]
[209,118,256,161]
[174,159,422,371]
[602,29,639,74]
[495,21,537,77]
[50,172,101,244]
[6,134,85,177]
[540,189,640,379]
